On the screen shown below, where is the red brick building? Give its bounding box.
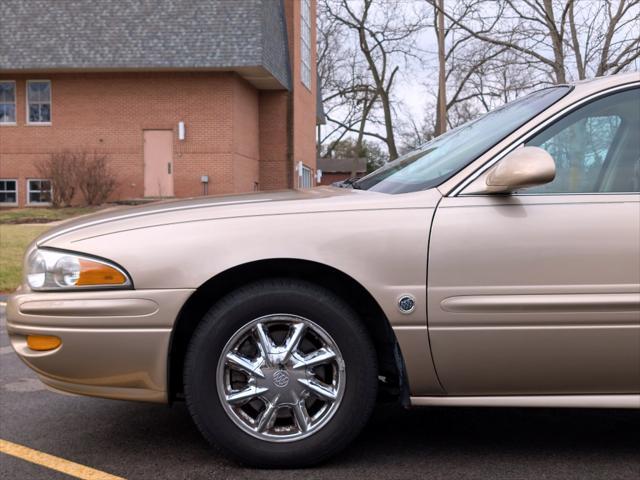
[317,156,367,186]
[0,0,320,207]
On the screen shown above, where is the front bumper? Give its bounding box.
[6,288,194,403]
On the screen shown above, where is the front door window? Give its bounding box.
[523,88,639,194]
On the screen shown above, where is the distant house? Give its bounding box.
[0,0,319,207]
[317,156,367,186]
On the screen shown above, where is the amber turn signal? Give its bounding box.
[77,259,127,286]
[26,335,62,351]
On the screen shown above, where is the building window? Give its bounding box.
[27,179,52,204]
[300,0,312,89]
[0,180,18,204]
[300,165,313,189]
[0,81,16,124]
[27,80,51,124]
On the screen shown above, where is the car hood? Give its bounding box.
[37,186,440,247]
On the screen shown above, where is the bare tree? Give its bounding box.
[317,2,377,163]
[35,150,118,206]
[569,0,640,78]
[75,152,118,206]
[432,0,639,84]
[320,0,638,163]
[321,0,427,160]
[36,152,79,207]
[422,0,519,135]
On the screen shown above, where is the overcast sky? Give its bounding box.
[320,0,640,151]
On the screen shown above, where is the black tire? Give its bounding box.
[183,278,378,468]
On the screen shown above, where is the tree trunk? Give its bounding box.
[435,0,447,136]
[568,1,586,80]
[542,0,567,83]
[380,89,399,160]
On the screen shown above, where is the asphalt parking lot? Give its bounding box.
[1,305,639,480]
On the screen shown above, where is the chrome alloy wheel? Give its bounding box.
[216,314,346,442]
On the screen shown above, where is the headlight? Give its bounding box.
[26,249,132,291]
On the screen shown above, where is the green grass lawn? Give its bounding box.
[0,207,100,224]
[0,225,50,292]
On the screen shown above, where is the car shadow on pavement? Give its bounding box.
[63,398,640,480]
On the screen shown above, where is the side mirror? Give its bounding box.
[465,146,556,194]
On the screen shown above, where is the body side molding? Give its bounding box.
[441,293,640,314]
[411,395,640,409]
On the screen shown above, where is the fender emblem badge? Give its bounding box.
[398,295,416,314]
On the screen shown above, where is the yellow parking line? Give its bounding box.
[0,439,125,480]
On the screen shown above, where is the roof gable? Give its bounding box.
[0,0,291,89]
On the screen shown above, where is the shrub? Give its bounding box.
[76,151,118,206]
[36,152,78,207]
[36,151,118,207]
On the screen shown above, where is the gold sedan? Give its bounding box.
[6,72,640,467]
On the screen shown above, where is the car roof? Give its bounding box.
[571,71,639,95]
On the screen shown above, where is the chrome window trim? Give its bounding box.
[450,82,640,197]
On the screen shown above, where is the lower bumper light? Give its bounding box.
[27,335,61,351]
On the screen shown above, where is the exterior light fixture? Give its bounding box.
[201,175,209,196]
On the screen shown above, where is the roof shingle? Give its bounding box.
[0,0,291,89]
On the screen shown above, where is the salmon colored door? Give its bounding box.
[144,130,174,197]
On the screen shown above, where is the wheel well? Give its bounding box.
[168,259,407,404]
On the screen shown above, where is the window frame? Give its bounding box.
[524,104,626,195]
[0,179,19,206]
[26,178,52,206]
[300,0,312,90]
[455,82,640,197]
[300,164,313,189]
[0,80,17,125]
[26,79,52,125]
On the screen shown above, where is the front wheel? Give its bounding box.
[183,279,378,467]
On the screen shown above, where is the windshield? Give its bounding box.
[353,86,571,194]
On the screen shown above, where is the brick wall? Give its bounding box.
[232,77,260,192]
[259,91,290,190]
[0,2,319,206]
[284,0,318,188]
[0,72,279,206]
[320,172,353,186]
